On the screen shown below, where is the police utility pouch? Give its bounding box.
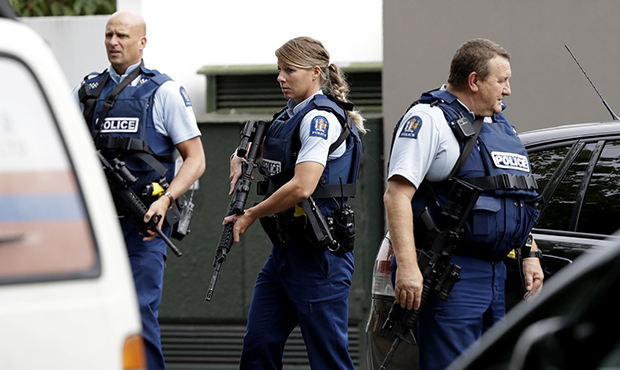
[161,193,194,241]
[333,204,355,253]
[259,213,286,248]
[256,179,268,196]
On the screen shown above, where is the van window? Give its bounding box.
[0,56,98,284]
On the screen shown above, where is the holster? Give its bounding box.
[167,193,194,240]
[259,209,293,248]
[297,198,337,250]
[139,182,194,241]
[258,197,356,255]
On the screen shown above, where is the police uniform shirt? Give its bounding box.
[72,61,201,144]
[287,91,346,166]
[388,92,460,189]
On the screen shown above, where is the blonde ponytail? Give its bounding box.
[326,64,367,134]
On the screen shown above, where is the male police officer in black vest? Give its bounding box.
[72,11,205,370]
[385,39,544,370]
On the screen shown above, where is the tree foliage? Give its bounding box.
[9,0,115,17]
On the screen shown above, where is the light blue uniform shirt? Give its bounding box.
[287,91,345,167]
[72,60,201,145]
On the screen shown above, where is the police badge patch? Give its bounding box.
[180,86,192,107]
[100,117,139,133]
[491,151,530,172]
[400,116,423,139]
[309,116,329,139]
[262,158,282,176]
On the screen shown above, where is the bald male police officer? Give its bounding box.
[384,39,544,370]
[73,11,205,370]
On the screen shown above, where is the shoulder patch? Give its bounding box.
[309,115,329,139]
[399,115,423,139]
[179,86,192,107]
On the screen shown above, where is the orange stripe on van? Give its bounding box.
[0,171,78,194]
[0,220,96,279]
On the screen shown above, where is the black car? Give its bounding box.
[366,121,620,370]
[446,231,620,370]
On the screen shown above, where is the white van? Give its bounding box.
[0,7,145,370]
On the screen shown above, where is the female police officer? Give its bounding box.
[223,36,365,370]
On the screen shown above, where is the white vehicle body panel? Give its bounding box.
[0,17,142,369]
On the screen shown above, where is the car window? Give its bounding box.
[0,56,98,284]
[531,143,596,232]
[528,146,570,194]
[578,140,620,235]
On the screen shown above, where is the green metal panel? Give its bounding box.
[205,75,217,113]
[159,120,267,321]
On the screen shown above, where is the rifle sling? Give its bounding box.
[448,116,483,179]
[92,61,144,139]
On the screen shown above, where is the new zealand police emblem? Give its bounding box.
[309,116,329,139]
[180,87,192,107]
[400,115,423,139]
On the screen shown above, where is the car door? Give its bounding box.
[505,133,620,308]
[528,135,620,260]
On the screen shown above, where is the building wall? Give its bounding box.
[382,0,620,164]
[21,0,383,115]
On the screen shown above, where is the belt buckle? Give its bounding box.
[525,175,538,190]
[499,173,514,189]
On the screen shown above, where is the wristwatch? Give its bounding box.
[524,250,543,259]
[163,191,174,208]
[522,234,542,258]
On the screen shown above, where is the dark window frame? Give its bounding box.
[527,134,620,236]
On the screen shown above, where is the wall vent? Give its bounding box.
[198,63,381,114]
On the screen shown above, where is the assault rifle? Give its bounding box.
[97,151,182,257]
[205,120,268,302]
[379,179,482,369]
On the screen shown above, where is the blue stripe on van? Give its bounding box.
[0,194,86,222]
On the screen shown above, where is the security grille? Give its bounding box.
[214,73,286,112]
[200,63,382,114]
[161,323,361,369]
